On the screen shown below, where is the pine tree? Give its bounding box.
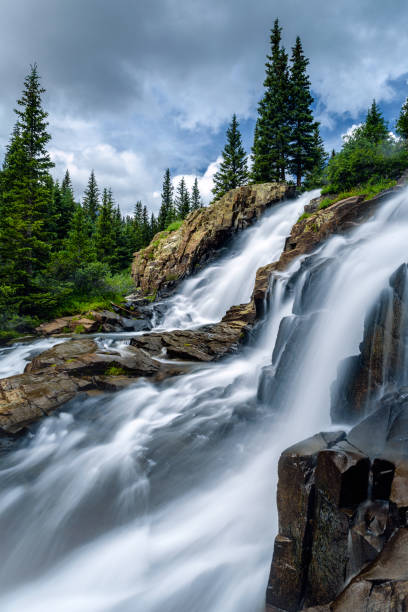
[303,125,328,189]
[63,205,95,268]
[150,212,158,238]
[158,168,174,230]
[191,177,202,210]
[95,188,116,265]
[397,98,408,141]
[175,177,191,219]
[251,19,291,182]
[83,169,100,225]
[212,114,248,201]
[0,65,54,312]
[362,100,388,144]
[288,36,317,187]
[142,205,151,244]
[57,169,76,240]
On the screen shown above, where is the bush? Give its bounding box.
[325,134,408,193]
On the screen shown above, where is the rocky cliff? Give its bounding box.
[131,182,294,296]
[266,391,408,612]
[266,261,408,611]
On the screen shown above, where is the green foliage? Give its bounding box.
[288,37,318,187]
[166,220,183,232]
[175,177,191,219]
[191,178,202,210]
[325,133,408,193]
[397,97,408,141]
[212,114,248,201]
[82,169,100,226]
[158,168,175,230]
[105,366,126,376]
[320,178,397,207]
[252,19,291,182]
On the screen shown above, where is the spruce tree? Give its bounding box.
[212,114,248,201]
[397,98,408,141]
[191,177,202,210]
[303,125,328,189]
[83,169,100,225]
[58,169,77,240]
[0,65,54,312]
[288,36,317,187]
[158,168,174,230]
[362,100,388,144]
[95,188,116,265]
[175,177,191,219]
[142,205,151,244]
[63,205,96,268]
[251,19,291,182]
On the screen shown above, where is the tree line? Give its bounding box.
[212,19,327,200]
[0,65,203,328]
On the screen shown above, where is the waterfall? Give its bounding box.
[0,188,407,611]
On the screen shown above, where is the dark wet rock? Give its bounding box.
[331,263,408,424]
[35,308,152,336]
[267,385,408,611]
[258,313,319,408]
[330,528,408,611]
[266,431,346,611]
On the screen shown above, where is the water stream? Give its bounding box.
[0,188,407,611]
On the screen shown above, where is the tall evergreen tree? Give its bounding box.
[57,169,76,240]
[212,114,248,201]
[288,36,317,187]
[362,100,388,144]
[63,205,96,268]
[83,169,100,225]
[251,19,291,182]
[95,188,116,264]
[191,177,202,210]
[303,125,328,189]
[0,64,54,312]
[397,97,408,141]
[158,168,174,230]
[175,177,190,219]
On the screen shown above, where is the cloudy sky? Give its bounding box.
[1,0,408,215]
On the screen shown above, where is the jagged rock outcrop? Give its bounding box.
[331,263,408,424]
[131,182,294,296]
[36,308,152,336]
[266,389,408,611]
[258,184,405,296]
[0,339,178,434]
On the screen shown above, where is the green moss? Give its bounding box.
[105,366,126,376]
[166,220,183,232]
[145,291,157,303]
[73,324,85,334]
[166,273,178,282]
[298,212,312,222]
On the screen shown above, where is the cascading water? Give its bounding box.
[0,188,408,611]
[161,190,319,329]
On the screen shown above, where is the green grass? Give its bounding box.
[297,178,397,222]
[166,220,183,232]
[298,212,312,222]
[320,178,397,207]
[105,366,127,376]
[52,269,134,319]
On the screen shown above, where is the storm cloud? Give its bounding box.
[1,0,408,213]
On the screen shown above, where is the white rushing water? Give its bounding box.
[0,188,408,611]
[161,190,319,329]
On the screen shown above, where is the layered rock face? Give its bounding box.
[267,390,408,611]
[131,182,294,296]
[331,263,408,424]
